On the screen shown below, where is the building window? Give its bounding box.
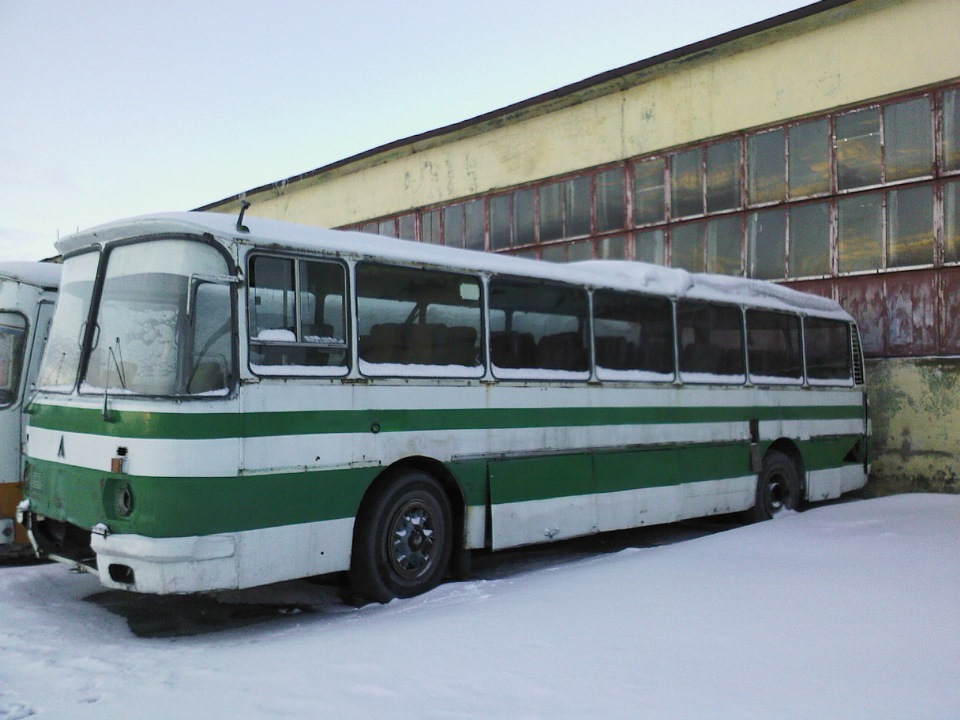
[838,192,883,272]
[944,88,960,173]
[706,139,741,212]
[671,222,704,272]
[946,179,960,263]
[788,201,831,277]
[633,157,666,225]
[747,129,785,205]
[599,235,627,259]
[705,216,742,275]
[788,118,830,198]
[422,209,441,245]
[836,107,882,190]
[596,168,625,232]
[634,229,665,265]
[884,96,932,182]
[671,149,703,218]
[886,184,934,267]
[747,208,786,280]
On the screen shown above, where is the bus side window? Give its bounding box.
[488,277,589,377]
[248,255,348,372]
[804,317,852,383]
[746,310,802,382]
[677,301,745,382]
[356,263,483,375]
[593,290,673,380]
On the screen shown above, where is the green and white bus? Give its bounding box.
[19,213,868,600]
[0,262,60,556]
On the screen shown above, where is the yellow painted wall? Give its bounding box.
[208,0,960,228]
[866,358,960,495]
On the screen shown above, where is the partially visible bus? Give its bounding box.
[0,262,60,556]
[19,213,867,600]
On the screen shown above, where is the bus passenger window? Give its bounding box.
[677,301,745,382]
[746,310,802,383]
[356,263,483,377]
[489,277,589,379]
[593,291,673,381]
[804,317,852,383]
[248,255,348,374]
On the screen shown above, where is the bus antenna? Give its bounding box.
[236,200,251,233]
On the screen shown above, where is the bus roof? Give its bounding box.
[56,212,851,321]
[0,261,62,290]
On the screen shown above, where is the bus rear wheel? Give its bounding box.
[350,471,453,603]
[748,451,801,522]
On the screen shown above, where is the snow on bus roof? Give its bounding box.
[56,212,849,320]
[0,261,62,289]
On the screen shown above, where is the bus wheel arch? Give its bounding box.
[349,458,461,603]
[748,441,803,522]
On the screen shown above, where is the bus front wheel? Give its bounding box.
[350,471,453,603]
[748,451,800,522]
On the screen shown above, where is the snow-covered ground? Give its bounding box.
[1,494,957,719]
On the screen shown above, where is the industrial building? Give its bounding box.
[200,0,960,495]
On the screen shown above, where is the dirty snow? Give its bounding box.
[1,494,957,719]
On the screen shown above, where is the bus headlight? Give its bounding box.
[115,482,135,517]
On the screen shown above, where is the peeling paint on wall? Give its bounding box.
[866,357,960,495]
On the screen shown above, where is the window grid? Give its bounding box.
[345,83,960,278]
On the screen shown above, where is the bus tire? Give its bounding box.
[748,451,801,522]
[349,471,453,603]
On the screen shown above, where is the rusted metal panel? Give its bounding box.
[884,270,938,356]
[836,276,886,356]
[940,267,960,354]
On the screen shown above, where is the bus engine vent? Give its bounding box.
[851,326,865,385]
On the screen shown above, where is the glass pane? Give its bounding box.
[593,291,674,378]
[884,97,932,181]
[540,244,566,263]
[788,201,831,277]
[489,194,512,250]
[633,158,666,225]
[464,200,484,251]
[634,229,665,265]
[299,261,347,347]
[377,219,397,238]
[398,214,415,241]
[443,205,464,248]
[357,263,483,375]
[747,130,785,204]
[360,222,377,234]
[565,175,591,237]
[676,301,745,379]
[0,313,26,405]
[599,235,627,260]
[746,310,802,380]
[489,278,588,376]
[596,168,625,232]
[249,256,295,342]
[38,251,99,391]
[788,118,830,197]
[671,149,703,218]
[887,184,933,267]
[671,223,703,272]
[838,192,883,272]
[805,317,851,381]
[706,139,741,212]
[747,208,787,280]
[515,189,536,246]
[422,210,441,245]
[705,216,742,275]
[836,107,882,190]
[539,182,563,242]
[568,240,593,262]
[946,179,960,263]
[944,89,960,172]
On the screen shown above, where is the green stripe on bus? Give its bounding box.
[28,402,862,440]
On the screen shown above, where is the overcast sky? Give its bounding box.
[0,0,813,261]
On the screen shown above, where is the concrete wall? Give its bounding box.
[866,358,960,496]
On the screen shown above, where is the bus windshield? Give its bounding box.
[78,239,235,397]
[0,312,27,406]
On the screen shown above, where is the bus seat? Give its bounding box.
[442,326,479,366]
